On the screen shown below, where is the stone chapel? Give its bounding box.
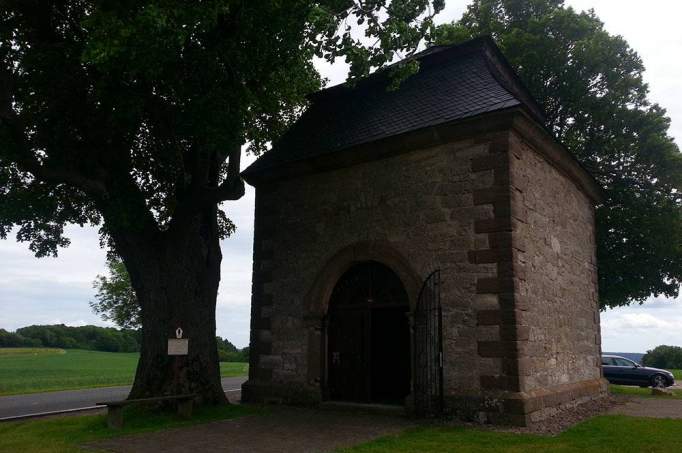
[240,37,606,425]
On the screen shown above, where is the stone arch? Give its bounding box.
[304,241,422,319]
[303,241,422,392]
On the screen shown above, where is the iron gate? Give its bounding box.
[413,269,443,417]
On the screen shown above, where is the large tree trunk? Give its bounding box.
[113,205,228,404]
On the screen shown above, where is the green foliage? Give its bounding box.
[3,322,247,360]
[0,1,444,393]
[89,259,249,359]
[14,324,140,352]
[0,328,42,347]
[433,0,682,309]
[216,336,249,362]
[642,345,682,369]
[0,0,444,257]
[91,258,141,330]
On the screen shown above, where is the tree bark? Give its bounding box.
[111,203,228,404]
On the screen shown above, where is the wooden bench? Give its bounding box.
[97,393,197,429]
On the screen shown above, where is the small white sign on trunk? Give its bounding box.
[168,327,188,355]
[168,338,189,355]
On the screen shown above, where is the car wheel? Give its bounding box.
[651,374,667,388]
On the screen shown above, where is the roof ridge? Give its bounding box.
[242,36,548,180]
[309,36,494,101]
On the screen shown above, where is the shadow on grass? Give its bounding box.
[336,415,682,453]
[0,403,258,453]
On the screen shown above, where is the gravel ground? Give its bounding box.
[607,394,682,419]
[513,396,620,435]
[88,406,415,453]
[86,393,682,452]
[485,393,682,436]
[450,396,622,437]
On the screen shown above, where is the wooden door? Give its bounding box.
[327,307,369,401]
[325,261,410,404]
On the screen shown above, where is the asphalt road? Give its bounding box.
[0,376,247,420]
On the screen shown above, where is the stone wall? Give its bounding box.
[243,119,605,425]
[508,131,605,421]
[244,134,504,406]
[510,132,602,387]
[462,126,606,425]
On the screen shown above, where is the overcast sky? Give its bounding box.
[1,1,680,352]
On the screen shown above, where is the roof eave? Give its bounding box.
[509,109,604,204]
[242,107,604,207]
[242,107,520,186]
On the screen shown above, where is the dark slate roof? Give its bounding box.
[242,37,546,180]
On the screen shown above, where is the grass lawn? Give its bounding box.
[609,384,682,399]
[338,415,682,453]
[0,348,248,396]
[671,369,682,380]
[220,361,249,378]
[0,403,255,453]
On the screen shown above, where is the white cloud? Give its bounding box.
[604,313,675,331]
[601,294,682,352]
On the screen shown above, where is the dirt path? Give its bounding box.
[88,407,414,453]
[608,396,682,419]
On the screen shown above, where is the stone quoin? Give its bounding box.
[240,37,607,426]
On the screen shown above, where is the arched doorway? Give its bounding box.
[326,261,411,404]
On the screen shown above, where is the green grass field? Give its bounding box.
[337,416,682,453]
[609,384,682,399]
[1,412,680,453]
[0,348,248,396]
[0,403,255,453]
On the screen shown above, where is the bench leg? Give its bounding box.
[177,399,193,419]
[107,406,123,429]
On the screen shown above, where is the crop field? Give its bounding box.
[0,348,247,396]
[0,347,66,356]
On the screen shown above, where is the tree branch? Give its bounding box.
[0,118,108,196]
[212,144,245,203]
[166,143,244,237]
[0,68,107,196]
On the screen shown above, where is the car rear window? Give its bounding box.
[601,357,615,366]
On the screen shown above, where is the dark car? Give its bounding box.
[601,354,675,388]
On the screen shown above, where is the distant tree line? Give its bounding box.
[216,337,249,363]
[89,259,249,364]
[0,324,140,352]
[642,345,682,369]
[0,325,248,362]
